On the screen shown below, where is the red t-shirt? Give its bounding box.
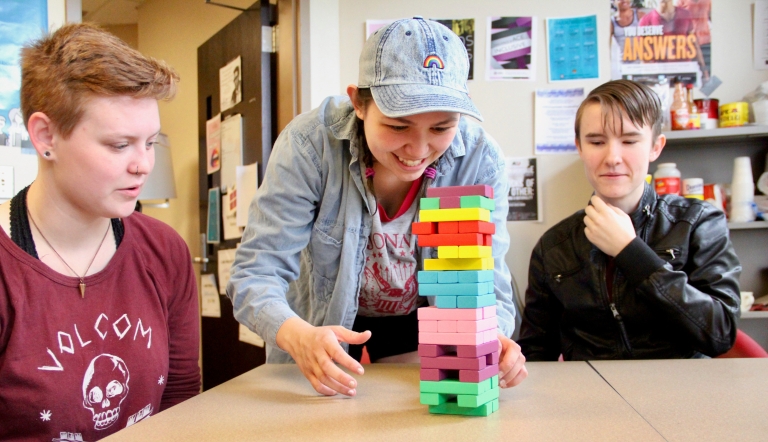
[0,212,200,441]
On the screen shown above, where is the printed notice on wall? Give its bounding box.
[220,56,242,112]
[239,324,265,347]
[546,15,598,81]
[217,248,237,295]
[534,88,584,154]
[506,157,541,222]
[486,16,536,81]
[200,274,221,318]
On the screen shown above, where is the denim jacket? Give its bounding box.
[227,96,515,363]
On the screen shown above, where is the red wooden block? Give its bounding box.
[457,340,499,358]
[483,234,492,247]
[420,368,449,381]
[412,221,436,235]
[426,185,494,199]
[486,351,499,365]
[458,221,496,234]
[459,364,499,383]
[437,221,459,234]
[421,354,486,370]
[439,196,461,209]
[417,233,485,247]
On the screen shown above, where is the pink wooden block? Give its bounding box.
[437,320,458,333]
[418,306,483,321]
[418,344,455,357]
[456,340,499,358]
[419,320,438,332]
[420,368,448,381]
[486,351,500,365]
[482,306,497,318]
[483,329,497,342]
[419,331,491,346]
[459,364,500,383]
[439,196,461,209]
[456,317,497,333]
[426,185,493,199]
[420,355,486,370]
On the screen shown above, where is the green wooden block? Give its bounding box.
[420,197,440,210]
[420,392,451,405]
[420,377,493,395]
[428,400,495,417]
[460,196,495,211]
[457,384,499,408]
[492,398,499,412]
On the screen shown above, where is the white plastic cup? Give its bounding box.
[731,157,755,202]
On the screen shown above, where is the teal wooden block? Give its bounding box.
[457,270,494,283]
[492,398,499,412]
[420,377,493,395]
[460,195,495,211]
[435,296,457,308]
[417,271,439,283]
[428,400,495,417]
[457,384,500,408]
[457,293,496,308]
[420,392,451,405]
[437,271,459,283]
[420,197,440,210]
[418,282,493,297]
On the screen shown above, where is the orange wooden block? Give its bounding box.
[484,234,492,247]
[418,233,485,247]
[458,221,495,234]
[412,222,436,235]
[438,221,459,234]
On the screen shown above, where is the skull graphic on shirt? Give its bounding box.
[82,354,130,430]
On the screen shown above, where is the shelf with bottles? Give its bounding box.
[663,125,768,143]
[728,220,768,230]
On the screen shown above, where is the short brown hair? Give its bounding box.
[21,22,179,138]
[574,79,663,141]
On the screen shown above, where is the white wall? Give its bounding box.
[333,0,768,297]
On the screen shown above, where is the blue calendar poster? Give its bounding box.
[546,15,599,82]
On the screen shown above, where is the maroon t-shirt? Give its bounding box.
[0,212,200,441]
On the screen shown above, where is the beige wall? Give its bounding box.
[104,24,138,49]
[136,0,255,264]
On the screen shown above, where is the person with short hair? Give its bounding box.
[228,17,527,397]
[518,79,741,361]
[0,23,200,440]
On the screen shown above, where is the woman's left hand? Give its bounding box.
[497,333,528,388]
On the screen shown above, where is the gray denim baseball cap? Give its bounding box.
[358,16,482,121]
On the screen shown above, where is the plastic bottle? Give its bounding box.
[686,83,701,130]
[654,163,681,195]
[670,80,689,131]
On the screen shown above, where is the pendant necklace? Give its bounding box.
[26,208,111,298]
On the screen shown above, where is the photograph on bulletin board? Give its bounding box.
[546,15,599,82]
[0,0,48,149]
[506,157,541,222]
[486,16,536,81]
[609,0,711,85]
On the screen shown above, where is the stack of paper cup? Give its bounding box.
[730,156,755,222]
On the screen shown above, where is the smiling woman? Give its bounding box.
[0,23,200,441]
[227,17,528,399]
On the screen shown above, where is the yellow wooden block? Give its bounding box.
[458,245,492,258]
[437,246,459,259]
[419,208,490,222]
[423,257,494,271]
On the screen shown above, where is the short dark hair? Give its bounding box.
[574,79,663,141]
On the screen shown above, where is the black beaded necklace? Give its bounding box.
[9,185,124,259]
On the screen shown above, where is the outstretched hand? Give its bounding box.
[276,317,371,396]
[497,334,528,388]
[583,195,636,257]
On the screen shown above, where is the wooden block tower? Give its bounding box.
[413,185,500,416]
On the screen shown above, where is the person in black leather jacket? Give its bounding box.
[519,80,741,360]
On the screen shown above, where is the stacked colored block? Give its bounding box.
[413,185,499,417]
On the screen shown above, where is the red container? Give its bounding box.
[694,98,719,119]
